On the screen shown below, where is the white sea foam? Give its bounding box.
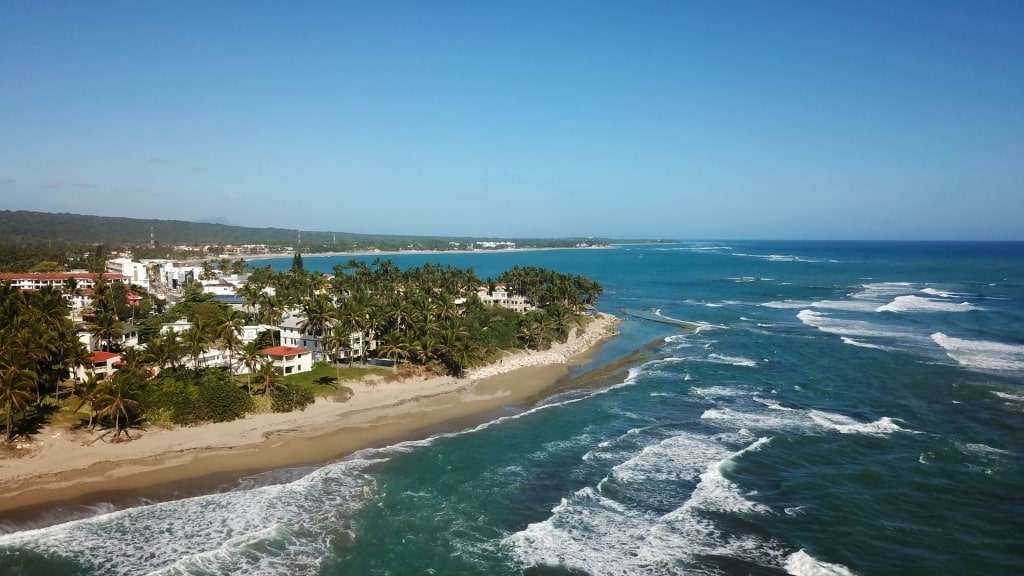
[690,385,748,399]
[920,287,968,298]
[992,390,1024,402]
[957,442,1011,457]
[762,300,815,309]
[876,295,977,313]
[931,333,1024,373]
[852,282,914,299]
[505,437,783,576]
[0,455,382,575]
[785,549,856,576]
[753,396,797,411]
[811,300,880,313]
[797,309,907,339]
[703,353,758,367]
[701,407,812,433]
[807,410,909,436]
[840,337,889,350]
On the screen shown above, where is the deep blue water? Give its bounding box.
[2,241,1023,575]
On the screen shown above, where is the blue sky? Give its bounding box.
[1,1,1021,240]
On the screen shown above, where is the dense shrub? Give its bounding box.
[144,368,252,426]
[270,383,315,413]
[196,370,253,422]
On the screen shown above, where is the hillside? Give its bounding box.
[0,210,612,249]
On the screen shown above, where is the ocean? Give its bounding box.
[2,241,1022,575]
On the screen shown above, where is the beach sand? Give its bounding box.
[0,313,620,516]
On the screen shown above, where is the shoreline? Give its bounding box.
[189,245,615,265]
[0,313,621,519]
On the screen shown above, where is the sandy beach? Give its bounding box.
[0,313,620,516]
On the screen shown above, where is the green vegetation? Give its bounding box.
[2,252,604,451]
[0,210,628,272]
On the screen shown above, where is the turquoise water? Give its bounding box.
[2,241,1023,575]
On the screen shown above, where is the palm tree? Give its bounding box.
[299,293,338,361]
[258,293,284,326]
[199,261,216,281]
[240,341,262,395]
[255,358,283,395]
[0,364,36,441]
[335,301,367,364]
[95,373,144,439]
[72,373,102,430]
[183,325,211,376]
[144,331,185,371]
[66,337,92,386]
[216,309,246,374]
[377,330,411,368]
[238,281,263,321]
[91,312,123,352]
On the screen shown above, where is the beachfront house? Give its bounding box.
[73,350,121,382]
[278,312,368,363]
[476,284,534,313]
[260,345,312,375]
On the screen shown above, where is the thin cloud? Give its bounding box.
[0,178,15,186]
[72,179,94,189]
[44,180,65,189]
[191,165,208,173]
[148,156,166,164]
[224,192,244,202]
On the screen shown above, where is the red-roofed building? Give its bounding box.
[260,345,312,375]
[74,350,122,382]
[0,272,128,291]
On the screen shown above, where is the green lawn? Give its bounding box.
[283,363,390,397]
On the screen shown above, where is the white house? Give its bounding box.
[260,345,312,375]
[476,284,534,313]
[278,312,367,362]
[74,350,121,382]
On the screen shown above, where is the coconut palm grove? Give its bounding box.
[0,257,603,444]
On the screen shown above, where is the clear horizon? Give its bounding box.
[1,1,1022,241]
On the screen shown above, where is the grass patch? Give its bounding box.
[283,363,389,397]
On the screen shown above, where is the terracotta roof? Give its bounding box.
[260,345,308,356]
[90,351,121,362]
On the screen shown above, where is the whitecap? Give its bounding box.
[785,549,856,576]
[704,354,758,367]
[797,310,910,339]
[877,295,977,313]
[839,337,889,351]
[931,333,1024,373]
[807,410,910,436]
[762,300,815,309]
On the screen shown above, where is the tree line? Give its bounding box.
[1,258,603,444]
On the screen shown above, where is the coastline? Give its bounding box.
[0,313,621,518]
[195,245,614,265]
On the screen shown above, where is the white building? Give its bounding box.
[476,284,534,313]
[278,312,367,362]
[73,350,121,382]
[0,271,127,291]
[105,257,150,290]
[260,345,312,375]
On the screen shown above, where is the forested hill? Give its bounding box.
[0,210,610,249]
